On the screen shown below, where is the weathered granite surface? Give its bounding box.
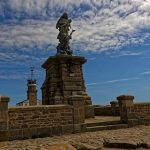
[0,126,149,150]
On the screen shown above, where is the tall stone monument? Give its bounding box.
[41,13,94,118]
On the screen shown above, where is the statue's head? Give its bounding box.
[62,12,68,19]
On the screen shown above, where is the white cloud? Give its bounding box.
[0,20,57,49]
[89,57,96,60]
[109,50,143,58]
[0,0,150,61]
[0,67,42,80]
[0,51,44,65]
[141,71,150,75]
[86,77,139,86]
[0,70,27,80]
[0,74,24,80]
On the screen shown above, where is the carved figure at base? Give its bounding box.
[56,13,75,55]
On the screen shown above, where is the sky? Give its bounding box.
[0,0,150,106]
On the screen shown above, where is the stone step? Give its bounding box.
[86,124,128,132]
[86,120,121,127]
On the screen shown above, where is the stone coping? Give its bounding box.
[42,55,86,68]
[134,102,150,105]
[8,105,73,111]
[110,101,118,104]
[117,95,134,100]
[0,96,10,102]
[94,105,111,108]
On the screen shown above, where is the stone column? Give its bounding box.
[0,96,9,141]
[68,96,85,133]
[110,101,118,116]
[117,95,134,123]
[69,96,85,124]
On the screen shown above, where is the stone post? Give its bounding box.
[0,96,9,141]
[110,101,118,116]
[68,96,85,132]
[117,95,134,123]
[69,96,85,124]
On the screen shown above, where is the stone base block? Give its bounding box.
[0,131,9,141]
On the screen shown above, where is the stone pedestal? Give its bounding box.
[0,96,9,141]
[117,95,134,123]
[41,55,92,105]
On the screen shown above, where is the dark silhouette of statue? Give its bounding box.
[56,13,75,55]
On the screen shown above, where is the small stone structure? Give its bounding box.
[117,95,134,123]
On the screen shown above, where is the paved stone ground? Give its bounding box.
[0,125,149,150]
[85,116,120,123]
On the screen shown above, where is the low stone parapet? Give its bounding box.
[94,105,120,116]
[0,96,10,141]
[117,95,150,126]
[8,105,74,140]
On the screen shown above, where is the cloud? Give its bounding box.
[109,50,143,58]
[0,68,42,80]
[0,20,57,49]
[0,50,47,66]
[86,77,139,86]
[0,71,27,80]
[0,0,149,52]
[141,71,150,75]
[0,74,24,80]
[89,57,96,60]
[143,86,150,91]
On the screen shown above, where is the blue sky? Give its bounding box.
[0,0,150,106]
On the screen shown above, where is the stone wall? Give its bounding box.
[85,105,95,118]
[8,105,73,140]
[94,106,120,116]
[117,95,150,126]
[134,102,150,108]
[0,96,87,142]
[128,103,150,126]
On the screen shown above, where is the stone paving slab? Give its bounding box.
[0,125,149,150]
[85,116,120,123]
